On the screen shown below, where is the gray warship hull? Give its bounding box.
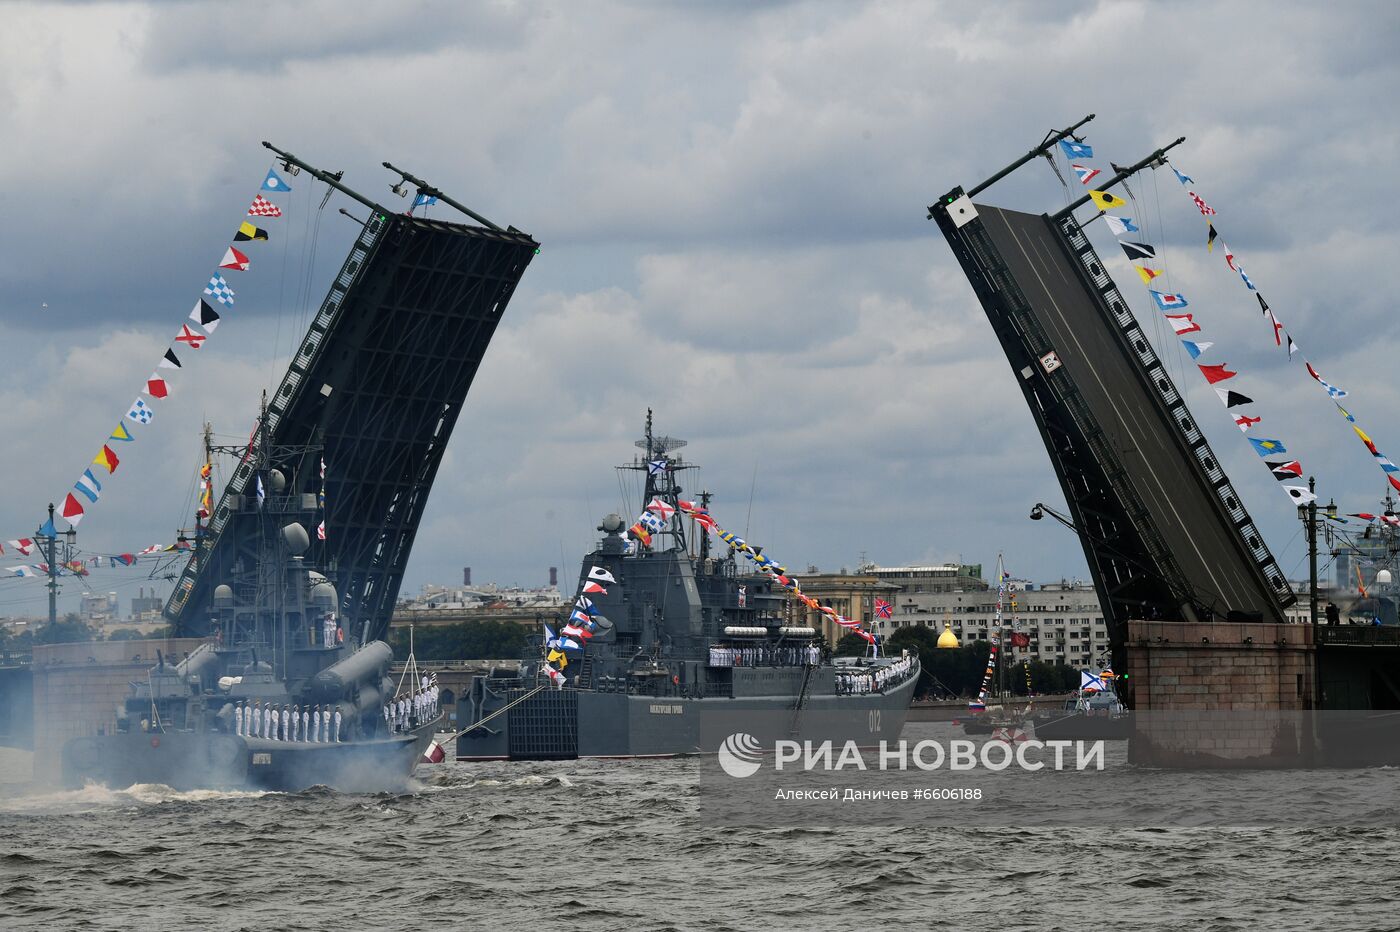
[63,714,441,792]
[459,666,919,760]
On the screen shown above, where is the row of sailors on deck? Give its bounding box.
[835,656,915,695]
[385,678,440,733]
[234,701,343,742]
[708,645,821,668]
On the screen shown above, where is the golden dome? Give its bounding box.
[937,624,960,649]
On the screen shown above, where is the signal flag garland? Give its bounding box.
[1167,166,1400,501]
[1062,136,1315,506]
[2,159,291,548]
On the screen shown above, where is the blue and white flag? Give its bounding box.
[575,597,597,615]
[1103,215,1139,235]
[261,168,292,192]
[204,275,236,306]
[74,468,103,503]
[127,398,154,424]
[1150,290,1189,310]
[1081,670,1108,692]
[256,474,266,509]
[1172,167,1193,185]
[1182,340,1213,359]
[647,459,667,475]
[412,193,438,208]
[1059,139,1093,159]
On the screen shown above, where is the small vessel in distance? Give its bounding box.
[457,418,920,760]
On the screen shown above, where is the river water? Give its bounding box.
[1,724,1396,931]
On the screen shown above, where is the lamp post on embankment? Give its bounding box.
[1299,476,1337,710]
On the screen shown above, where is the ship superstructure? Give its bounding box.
[457,420,919,760]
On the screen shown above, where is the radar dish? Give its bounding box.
[635,436,687,455]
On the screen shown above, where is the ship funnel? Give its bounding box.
[269,469,287,492]
[282,522,311,555]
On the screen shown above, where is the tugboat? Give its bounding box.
[61,425,441,791]
[456,417,920,760]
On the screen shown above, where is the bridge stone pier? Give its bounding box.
[1125,620,1317,766]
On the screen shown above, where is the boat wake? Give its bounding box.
[0,780,275,814]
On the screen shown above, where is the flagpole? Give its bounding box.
[381,161,504,232]
[1052,137,1187,221]
[960,113,1096,200]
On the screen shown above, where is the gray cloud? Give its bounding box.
[2,0,1399,615]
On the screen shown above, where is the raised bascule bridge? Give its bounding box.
[165,145,538,646]
[928,117,1400,761]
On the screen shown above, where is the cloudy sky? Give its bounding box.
[1,0,1397,617]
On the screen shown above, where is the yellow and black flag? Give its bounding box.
[1089,189,1127,210]
[1207,223,1218,252]
[234,221,269,242]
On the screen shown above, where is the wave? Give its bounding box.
[0,780,275,814]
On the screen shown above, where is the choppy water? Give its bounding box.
[2,724,1398,931]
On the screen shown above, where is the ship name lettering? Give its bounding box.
[649,704,683,714]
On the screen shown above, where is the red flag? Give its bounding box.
[146,374,170,399]
[1011,632,1030,648]
[582,581,607,594]
[1198,363,1238,384]
[421,741,445,764]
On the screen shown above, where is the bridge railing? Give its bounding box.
[1317,626,1400,646]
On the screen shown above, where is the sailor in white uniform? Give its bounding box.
[332,708,342,743]
[301,706,310,742]
[234,702,244,736]
[263,702,273,740]
[322,707,333,743]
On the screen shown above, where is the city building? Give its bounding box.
[392,581,565,629]
[793,562,1112,666]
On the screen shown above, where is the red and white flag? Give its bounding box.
[317,520,326,541]
[146,373,170,399]
[582,581,607,594]
[175,324,207,349]
[420,741,446,764]
[247,194,283,217]
[218,247,251,271]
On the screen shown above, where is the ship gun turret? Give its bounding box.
[309,640,392,710]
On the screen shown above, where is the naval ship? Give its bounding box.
[457,421,920,760]
[62,429,441,791]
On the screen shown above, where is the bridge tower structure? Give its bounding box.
[165,146,538,644]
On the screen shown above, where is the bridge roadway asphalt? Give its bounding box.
[975,203,1281,620]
